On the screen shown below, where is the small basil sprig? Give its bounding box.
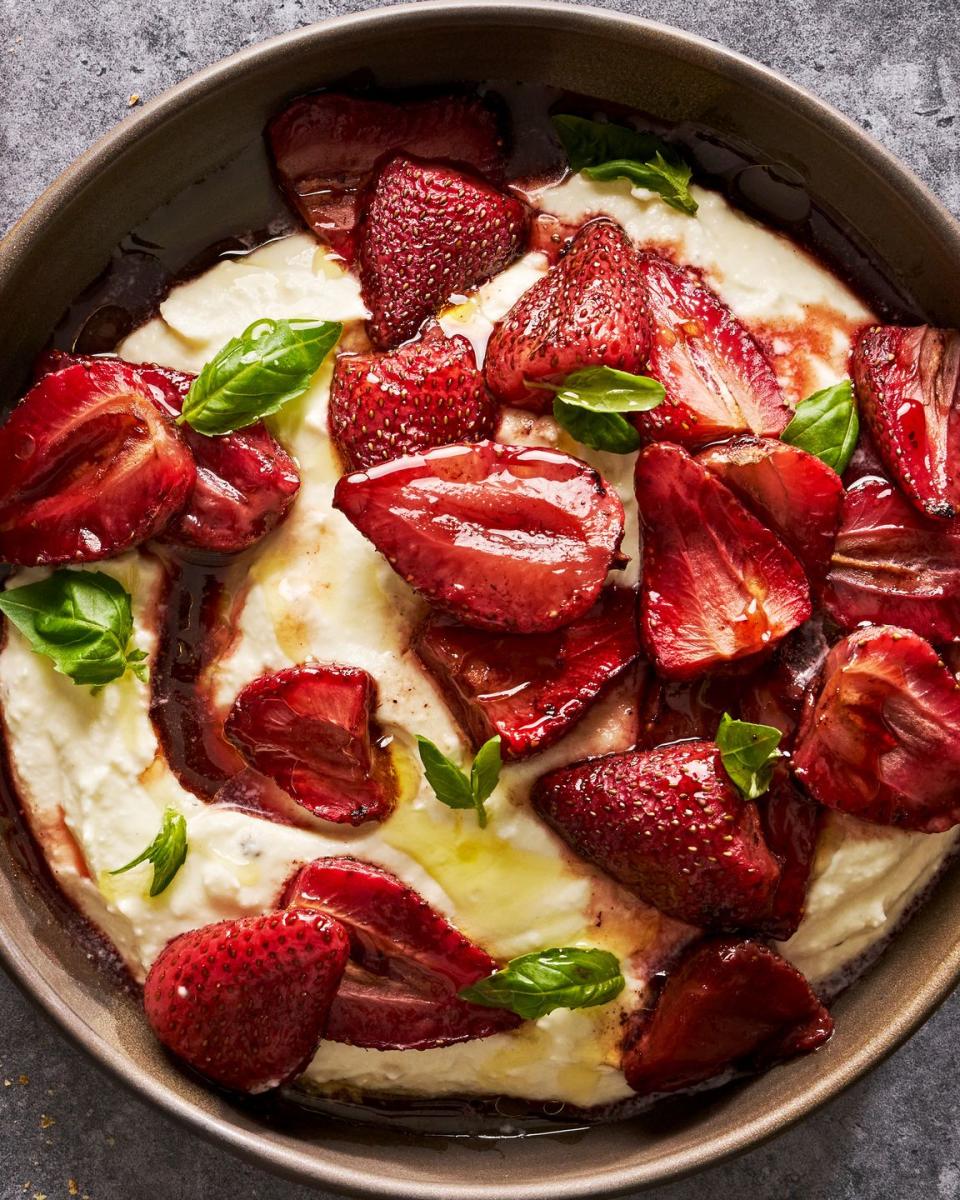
[416,735,501,828]
[534,367,664,453]
[110,808,188,897]
[460,947,625,1020]
[716,713,783,801]
[178,317,342,436]
[0,571,148,689]
[552,114,698,215]
[781,380,859,474]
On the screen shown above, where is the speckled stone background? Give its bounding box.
[1,0,959,1196]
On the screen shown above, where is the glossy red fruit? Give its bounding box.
[484,218,651,411]
[359,155,527,349]
[633,255,791,447]
[224,664,397,826]
[621,938,833,1096]
[414,586,641,759]
[333,440,626,634]
[329,326,497,470]
[852,324,960,519]
[35,350,300,555]
[636,672,744,750]
[635,443,811,680]
[281,857,522,1050]
[823,475,960,643]
[143,909,349,1094]
[698,436,843,582]
[738,616,832,747]
[793,625,960,832]
[756,777,822,941]
[0,360,195,565]
[267,92,505,262]
[532,741,781,930]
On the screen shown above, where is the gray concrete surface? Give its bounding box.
[1,0,959,1196]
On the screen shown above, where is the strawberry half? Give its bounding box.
[281,857,521,1050]
[852,324,960,519]
[823,475,960,643]
[793,625,960,832]
[358,155,527,349]
[143,909,349,1093]
[267,92,504,262]
[532,741,781,930]
[333,440,626,633]
[633,255,791,447]
[329,326,497,471]
[484,217,651,411]
[635,443,811,680]
[414,585,641,759]
[36,350,300,556]
[621,938,833,1096]
[224,664,397,826]
[698,436,844,583]
[0,360,195,565]
[756,776,822,941]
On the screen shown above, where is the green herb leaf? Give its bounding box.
[716,712,783,801]
[551,114,666,172]
[110,808,188,897]
[781,380,859,474]
[179,317,342,436]
[0,570,148,689]
[533,367,664,454]
[459,947,625,1020]
[416,734,502,828]
[584,153,697,215]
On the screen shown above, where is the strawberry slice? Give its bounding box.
[143,909,349,1093]
[359,155,527,349]
[756,777,822,941]
[621,938,833,1096]
[635,443,811,680]
[333,440,626,633]
[329,326,497,471]
[633,255,791,447]
[637,672,744,750]
[793,625,960,831]
[36,350,300,555]
[0,359,195,565]
[282,857,522,1050]
[823,475,960,643]
[852,324,960,519]
[224,664,397,826]
[414,585,641,759]
[267,92,505,262]
[532,741,781,929]
[484,217,651,411]
[698,436,844,582]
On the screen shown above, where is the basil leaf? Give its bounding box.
[470,736,502,816]
[416,734,501,828]
[584,153,697,216]
[781,380,858,474]
[179,317,342,436]
[459,947,625,1020]
[535,367,663,454]
[0,570,148,689]
[716,712,782,800]
[551,115,665,172]
[110,808,188,897]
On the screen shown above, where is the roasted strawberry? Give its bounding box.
[852,324,960,519]
[282,857,521,1050]
[738,617,832,746]
[823,475,960,643]
[267,92,504,262]
[636,673,744,750]
[699,436,843,582]
[756,777,822,941]
[633,255,791,447]
[35,350,300,556]
[333,441,626,633]
[329,326,497,471]
[414,586,640,759]
[143,909,349,1093]
[621,938,833,1095]
[532,741,781,929]
[0,360,195,566]
[635,443,811,680]
[793,625,960,832]
[358,155,526,349]
[224,664,397,826]
[484,218,651,411]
